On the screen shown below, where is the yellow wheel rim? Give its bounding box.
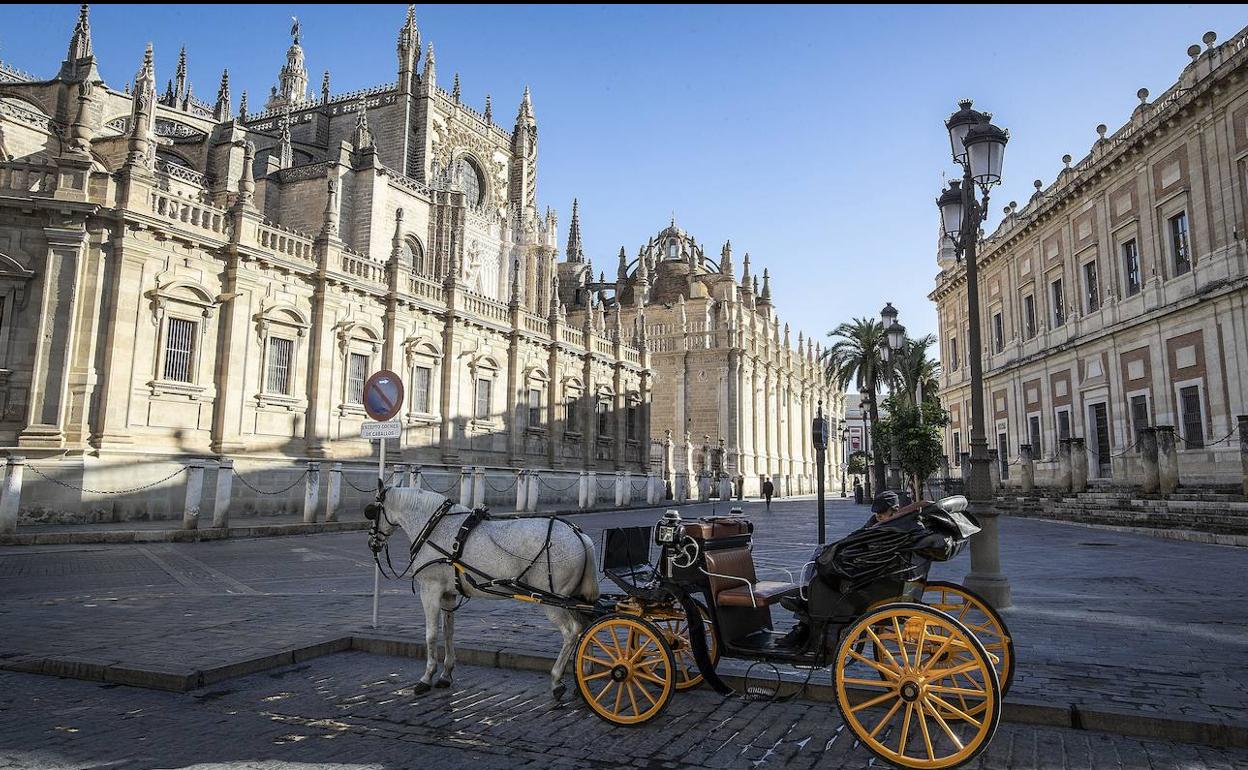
[835,603,1000,769]
[575,615,676,725]
[922,582,1014,698]
[652,607,717,691]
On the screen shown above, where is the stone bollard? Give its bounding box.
[578,471,590,510]
[0,456,25,535]
[410,465,423,490]
[617,472,628,507]
[515,470,528,512]
[1058,439,1072,491]
[1019,444,1034,494]
[303,462,321,524]
[1140,428,1159,494]
[986,449,1001,491]
[698,474,710,502]
[647,472,659,505]
[212,458,234,528]
[526,472,539,512]
[324,462,343,522]
[459,466,474,506]
[587,471,598,508]
[1070,438,1088,493]
[1239,416,1248,497]
[958,453,970,479]
[1157,426,1179,494]
[182,461,205,530]
[393,464,408,488]
[472,467,486,509]
[718,476,733,501]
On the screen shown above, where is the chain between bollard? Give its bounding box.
[420,472,462,495]
[535,474,580,493]
[341,468,399,494]
[231,467,309,496]
[24,464,187,495]
[483,474,519,493]
[1109,436,1144,458]
[630,480,649,493]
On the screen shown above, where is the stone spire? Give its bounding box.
[549,271,562,321]
[352,95,373,150]
[60,5,99,81]
[483,94,492,123]
[617,247,628,281]
[752,275,759,298]
[423,41,436,88]
[784,323,791,348]
[321,174,340,239]
[237,141,256,210]
[509,259,522,306]
[125,43,156,168]
[238,90,248,120]
[510,85,538,214]
[321,70,330,105]
[277,105,293,168]
[566,199,584,262]
[214,69,231,122]
[760,268,772,304]
[719,240,733,277]
[68,80,96,157]
[267,16,309,109]
[451,73,461,102]
[174,45,188,102]
[518,85,534,121]
[741,251,752,287]
[397,4,420,91]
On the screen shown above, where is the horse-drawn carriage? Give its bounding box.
[365,490,1012,770]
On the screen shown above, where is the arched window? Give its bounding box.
[452,156,484,208]
[403,237,428,275]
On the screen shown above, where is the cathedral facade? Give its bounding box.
[0,6,838,517]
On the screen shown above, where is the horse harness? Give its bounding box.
[367,490,590,607]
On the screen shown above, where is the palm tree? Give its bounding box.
[824,318,889,494]
[891,334,941,409]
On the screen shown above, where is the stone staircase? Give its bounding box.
[994,488,1248,544]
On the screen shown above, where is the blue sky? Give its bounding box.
[2,4,1244,345]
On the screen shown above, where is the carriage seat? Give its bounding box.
[703,546,799,609]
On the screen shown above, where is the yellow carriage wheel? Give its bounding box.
[574,614,677,726]
[652,606,718,691]
[922,581,1014,696]
[834,602,1001,770]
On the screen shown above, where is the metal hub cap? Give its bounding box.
[611,665,629,682]
[899,680,921,702]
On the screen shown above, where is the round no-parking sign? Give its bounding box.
[363,370,404,422]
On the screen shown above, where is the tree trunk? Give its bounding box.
[867,391,886,493]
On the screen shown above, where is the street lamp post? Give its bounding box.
[936,99,1012,609]
[881,304,906,492]
[840,425,850,498]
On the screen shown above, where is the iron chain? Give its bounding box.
[24,464,186,495]
[231,467,308,496]
[483,474,519,493]
[535,475,579,493]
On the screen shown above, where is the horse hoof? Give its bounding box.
[435,677,452,689]
[412,681,432,696]
[551,682,567,701]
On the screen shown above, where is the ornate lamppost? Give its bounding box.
[880,303,906,491]
[839,425,850,497]
[936,99,1012,609]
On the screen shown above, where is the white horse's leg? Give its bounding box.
[544,607,583,700]
[413,580,443,695]
[437,592,457,688]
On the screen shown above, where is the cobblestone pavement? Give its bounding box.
[2,652,1247,770]
[1,497,1246,734]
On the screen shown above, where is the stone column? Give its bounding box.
[986,449,1001,491]
[958,453,970,480]
[674,472,687,503]
[459,466,473,506]
[1156,426,1179,494]
[586,470,597,508]
[303,462,321,523]
[616,472,627,507]
[1239,416,1248,497]
[1140,428,1159,494]
[324,462,343,522]
[1070,438,1088,493]
[182,461,205,530]
[526,472,539,512]
[212,458,234,528]
[0,456,25,535]
[1058,439,1072,491]
[472,467,486,509]
[1019,444,1034,494]
[577,471,590,510]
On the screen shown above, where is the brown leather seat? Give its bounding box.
[703,547,798,609]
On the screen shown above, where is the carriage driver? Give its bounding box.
[777,491,914,648]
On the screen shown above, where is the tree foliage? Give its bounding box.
[872,394,949,501]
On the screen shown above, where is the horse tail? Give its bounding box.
[575,530,600,604]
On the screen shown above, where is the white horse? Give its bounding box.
[367,487,600,698]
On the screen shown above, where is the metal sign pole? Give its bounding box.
[372,436,384,629]
[814,400,828,546]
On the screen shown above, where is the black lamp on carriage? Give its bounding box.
[936,99,1012,609]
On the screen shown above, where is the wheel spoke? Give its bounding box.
[583,669,614,682]
[840,677,897,690]
[632,678,659,707]
[927,693,982,728]
[916,695,936,760]
[897,701,914,755]
[868,698,903,738]
[606,627,623,660]
[849,690,899,714]
[583,653,615,669]
[846,647,901,680]
[613,677,625,714]
[634,668,669,687]
[892,617,910,668]
[594,679,616,704]
[927,684,986,697]
[926,659,985,681]
[625,678,640,716]
[918,634,957,675]
[922,699,965,750]
[866,626,902,670]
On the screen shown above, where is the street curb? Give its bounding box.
[6,636,1243,749]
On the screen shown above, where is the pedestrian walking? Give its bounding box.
[762,476,774,511]
[853,478,863,504]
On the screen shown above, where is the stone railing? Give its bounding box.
[592,334,615,357]
[407,273,444,304]
[327,82,396,106]
[340,247,386,284]
[155,158,206,187]
[148,190,231,239]
[382,165,433,197]
[256,220,315,263]
[560,325,586,348]
[522,311,548,335]
[0,61,36,82]
[460,290,510,325]
[623,346,642,366]
[0,161,56,195]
